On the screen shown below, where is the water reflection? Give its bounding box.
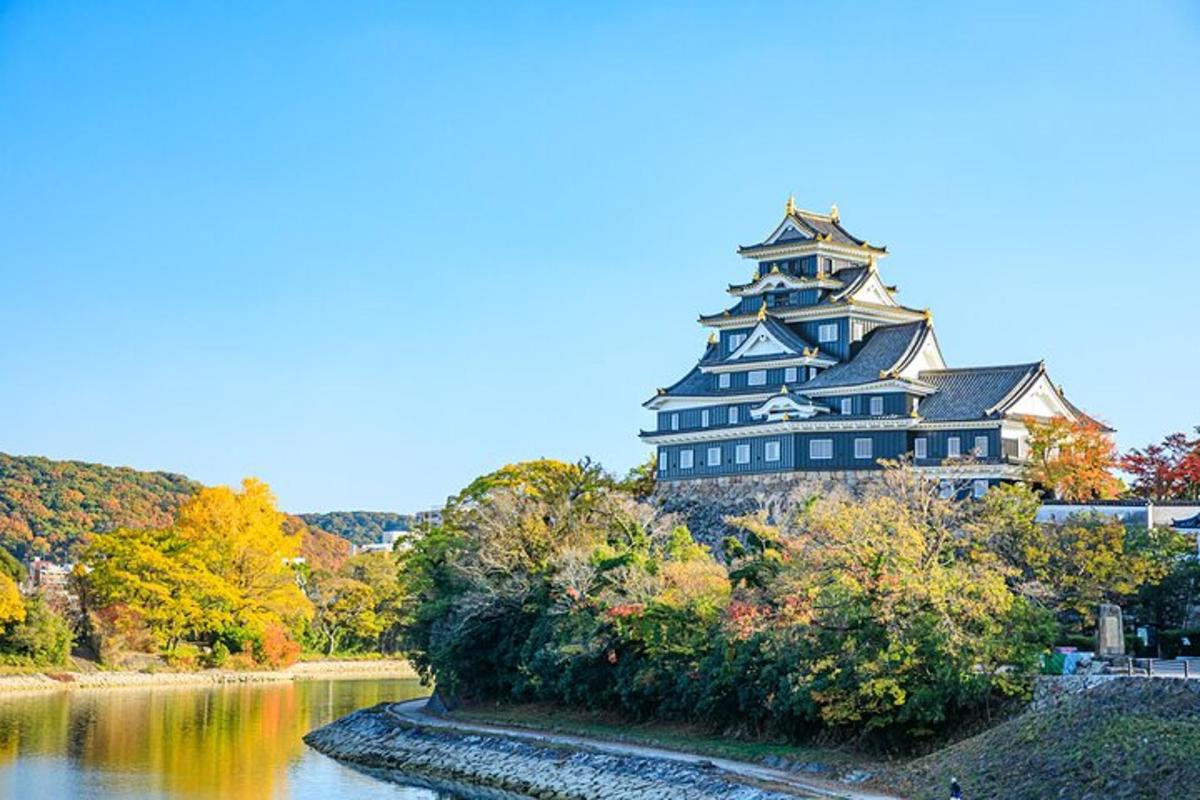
[0,677,455,799]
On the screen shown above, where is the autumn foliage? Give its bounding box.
[1120,428,1200,501]
[1022,416,1122,501]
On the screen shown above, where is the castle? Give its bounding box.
[641,199,1099,498]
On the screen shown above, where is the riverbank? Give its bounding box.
[304,698,899,800]
[0,657,418,695]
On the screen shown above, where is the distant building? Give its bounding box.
[642,198,1105,497]
[415,507,444,528]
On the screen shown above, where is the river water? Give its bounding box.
[0,677,457,799]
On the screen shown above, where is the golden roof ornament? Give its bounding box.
[923,308,933,321]
[830,203,840,223]
[785,194,796,216]
[657,388,667,396]
[707,333,717,345]
[770,263,781,274]
[757,300,768,321]
[868,254,878,272]
[781,413,791,421]
[780,384,789,394]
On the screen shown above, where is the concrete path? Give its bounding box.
[388,697,902,800]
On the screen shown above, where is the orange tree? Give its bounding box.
[1023,416,1122,501]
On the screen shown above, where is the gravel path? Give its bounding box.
[389,697,900,800]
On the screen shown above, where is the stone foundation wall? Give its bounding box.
[651,471,881,551]
[304,704,801,800]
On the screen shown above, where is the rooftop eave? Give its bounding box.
[727,274,844,297]
[737,239,887,260]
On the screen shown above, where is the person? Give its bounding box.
[950,777,962,799]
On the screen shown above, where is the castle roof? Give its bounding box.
[915,363,1044,422]
[800,320,936,391]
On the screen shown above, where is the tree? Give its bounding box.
[304,573,379,655]
[1023,416,1122,501]
[83,478,312,660]
[1121,428,1200,500]
[0,573,24,629]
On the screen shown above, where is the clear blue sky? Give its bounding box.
[2,2,1198,513]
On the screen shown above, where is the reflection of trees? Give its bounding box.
[0,678,427,799]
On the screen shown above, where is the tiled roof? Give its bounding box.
[801,321,930,390]
[1173,513,1200,529]
[915,363,1042,422]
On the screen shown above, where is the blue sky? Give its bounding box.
[2,2,1198,513]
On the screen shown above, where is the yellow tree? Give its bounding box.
[175,479,311,636]
[1023,416,1122,501]
[0,574,24,628]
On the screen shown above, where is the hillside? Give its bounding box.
[0,453,201,560]
[893,679,1200,800]
[296,511,411,546]
[0,452,361,565]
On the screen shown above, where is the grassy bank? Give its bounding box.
[892,679,1200,800]
[448,702,874,772]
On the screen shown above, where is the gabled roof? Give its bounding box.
[801,320,935,391]
[916,363,1043,422]
[737,202,886,256]
[1173,513,1200,530]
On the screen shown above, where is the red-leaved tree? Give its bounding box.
[1121,428,1200,500]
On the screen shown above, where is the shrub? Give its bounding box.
[0,597,73,666]
[253,624,300,669]
[167,642,201,669]
[207,640,231,668]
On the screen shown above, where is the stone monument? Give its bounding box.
[1096,603,1125,657]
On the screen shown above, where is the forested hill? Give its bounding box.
[296,511,412,547]
[0,453,366,565]
[0,453,201,560]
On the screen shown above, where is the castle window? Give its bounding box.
[810,439,833,460]
[727,334,747,353]
[658,451,668,471]
[728,406,739,424]
[947,437,962,458]
[975,436,990,458]
[851,320,866,342]
[718,373,731,389]
[841,398,853,415]
[701,409,710,427]
[784,367,798,383]
[870,396,884,416]
[748,370,767,386]
[854,438,873,460]
[736,444,751,464]
[914,437,928,460]
[973,479,989,499]
[808,367,818,380]
[707,447,722,467]
[765,440,781,462]
[818,323,838,343]
[671,413,679,431]
[680,449,694,469]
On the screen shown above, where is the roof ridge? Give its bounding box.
[919,361,1042,375]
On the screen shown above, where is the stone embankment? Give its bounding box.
[304,703,818,800]
[0,658,417,695]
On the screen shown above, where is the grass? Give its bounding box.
[447,701,872,770]
[891,680,1200,800]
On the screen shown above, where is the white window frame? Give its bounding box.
[718,373,731,389]
[707,446,722,467]
[808,366,818,380]
[810,439,834,460]
[735,444,751,464]
[854,438,873,460]
[764,440,781,462]
[818,323,838,343]
[851,319,866,342]
[914,437,928,460]
[658,451,668,471]
[727,333,747,353]
[974,435,990,458]
[747,370,767,386]
[784,366,797,383]
[679,449,694,469]
[947,436,961,458]
[840,398,853,415]
[701,409,710,427]
[671,413,679,431]
[973,479,989,499]
[869,396,884,416]
[728,406,738,424]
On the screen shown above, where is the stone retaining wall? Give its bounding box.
[652,472,872,549]
[304,704,805,800]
